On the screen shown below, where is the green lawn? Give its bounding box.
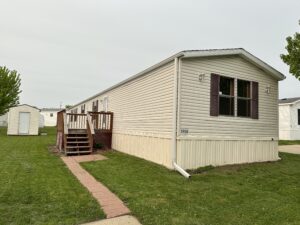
[279,140,300,145]
[0,127,105,225]
[82,151,300,225]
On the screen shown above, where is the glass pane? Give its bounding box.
[219,96,234,116]
[238,99,251,117]
[238,80,250,98]
[220,76,234,96]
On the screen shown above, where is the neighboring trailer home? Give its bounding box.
[0,113,8,127]
[7,104,40,135]
[67,48,285,171]
[279,97,300,140]
[41,108,61,126]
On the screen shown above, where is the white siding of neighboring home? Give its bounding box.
[279,102,300,140]
[7,105,40,135]
[279,105,291,140]
[41,110,59,126]
[177,56,279,169]
[70,61,175,168]
[290,101,300,140]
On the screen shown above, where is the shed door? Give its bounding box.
[19,112,30,134]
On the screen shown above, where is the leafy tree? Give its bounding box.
[65,105,73,109]
[281,21,300,80]
[0,66,22,115]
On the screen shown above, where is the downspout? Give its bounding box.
[172,56,191,178]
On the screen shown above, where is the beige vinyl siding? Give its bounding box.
[69,61,175,167]
[177,56,279,169]
[178,56,278,138]
[113,133,172,168]
[177,139,279,169]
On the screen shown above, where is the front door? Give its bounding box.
[19,112,30,134]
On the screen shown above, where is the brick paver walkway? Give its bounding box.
[81,215,141,225]
[61,154,131,218]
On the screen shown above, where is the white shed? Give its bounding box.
[7,104,41,135]
[279,97,300,140]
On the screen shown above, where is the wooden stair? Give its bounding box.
[65,129,93,155]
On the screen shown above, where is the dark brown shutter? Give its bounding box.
[210,73,220,116]
[251,81,259,119]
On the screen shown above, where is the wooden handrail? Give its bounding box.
[66,113,87,129]
[63,113,68,135]
[88,111,113,131]
[87,114,95,135]
[88,111,113,115]
[86,114,94,152]
[66,113,87,116]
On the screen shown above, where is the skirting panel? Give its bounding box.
[112,133,172,168]
[177,139,279,170]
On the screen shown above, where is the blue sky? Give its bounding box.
[0,0,299,108]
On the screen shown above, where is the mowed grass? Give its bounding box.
[279,140,300,145]
[82,151,300,225]
[0,127,104,225]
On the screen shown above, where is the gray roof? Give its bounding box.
[278,97,300,104]
[10,104,40,111]
[41,108,63,112]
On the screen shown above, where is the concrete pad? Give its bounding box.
[73,154,107,162]
[279,145,300,154]
[81,215,141,225]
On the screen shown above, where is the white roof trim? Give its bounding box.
[71,48,285,109]
[10,104,41,111]
[279,99,300,106]
[182,49,286,81]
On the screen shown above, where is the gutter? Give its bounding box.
[172,56,191,178]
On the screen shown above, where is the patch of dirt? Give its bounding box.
[48,145,63,156]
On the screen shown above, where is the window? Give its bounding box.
[92,100,98,112]
[219,76,234,116]
[210,73,259,119]
[298,109,300,125]
[81,104,85,114]
[237,80,251,117]
[50,113,53,117]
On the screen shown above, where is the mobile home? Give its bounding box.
[41,108,61,126]
[63,48,285,170]
[279,97,300,140]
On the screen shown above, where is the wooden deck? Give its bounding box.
[57,111,113,155]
